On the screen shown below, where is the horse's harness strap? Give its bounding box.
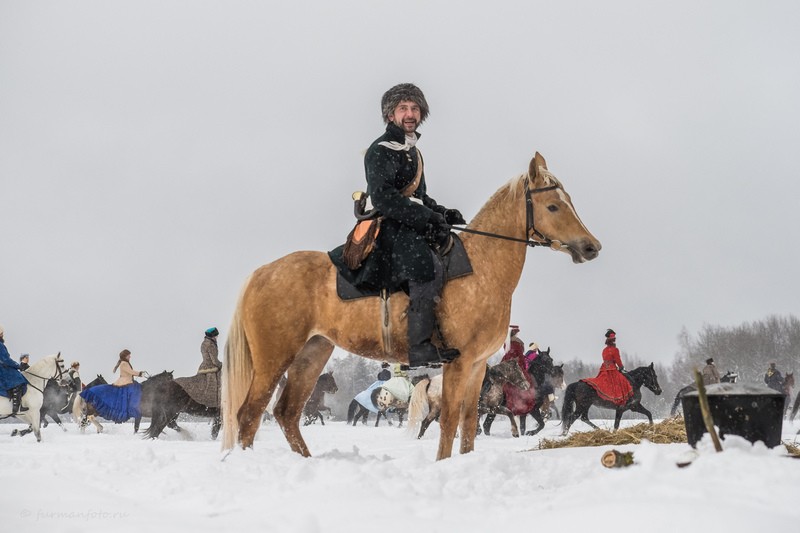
[380,289,392,358]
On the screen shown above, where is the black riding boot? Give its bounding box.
[407,297,460,369]
[9,386,28,414]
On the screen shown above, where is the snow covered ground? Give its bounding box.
[3,415,800,533]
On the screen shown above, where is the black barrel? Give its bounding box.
[681,383,785,448]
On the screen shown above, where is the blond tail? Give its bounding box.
[221,275,254,452]
[405,377,431,438]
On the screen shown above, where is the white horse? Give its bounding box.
[0,353,66,442]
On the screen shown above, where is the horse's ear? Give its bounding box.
[529,152,548,179]
[650,362,654,368]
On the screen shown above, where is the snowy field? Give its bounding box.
[3,415,800,533]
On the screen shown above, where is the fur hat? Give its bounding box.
[528,342,539,351]
[19,353,29,361]
[119,349,131,359]
[605,329,616,339]
[509,324,520,335]
[706,358,714,365]
[381,83,429,125]
[205,327,219,337]
[71,361,80,368]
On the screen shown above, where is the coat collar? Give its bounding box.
[385,122,421,143]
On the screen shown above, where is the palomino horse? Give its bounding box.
[561,364,662,434]
[669,370,738,416]
[222,152,601,460]
[302,371,338,426]
[1,353,66,442]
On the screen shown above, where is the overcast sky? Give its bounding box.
[2,1,798,379]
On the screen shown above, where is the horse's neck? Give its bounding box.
[23,362,53,391]
[461,178,529,300]
[626,368,645,388]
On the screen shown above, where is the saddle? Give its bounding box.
[335,233,473,301]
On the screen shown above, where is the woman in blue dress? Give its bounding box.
[80,349,148,422]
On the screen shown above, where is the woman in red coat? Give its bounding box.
[583,329,633,405]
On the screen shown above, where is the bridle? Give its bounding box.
[449,176,564,250]
[20,355,66,394]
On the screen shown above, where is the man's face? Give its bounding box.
[388,100,421,134]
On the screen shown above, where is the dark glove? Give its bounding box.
[444,208,466,225]
[425,213,451,248]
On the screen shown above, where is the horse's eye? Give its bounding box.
[547,205,558,212]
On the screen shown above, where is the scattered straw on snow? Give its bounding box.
[534,417,688,450]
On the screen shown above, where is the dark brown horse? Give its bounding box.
[482,349,566,436]
[302,371,338,426]
[561,364,662,434]
[781,371,794,417]
[222,153,601,460]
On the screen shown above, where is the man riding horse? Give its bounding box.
[329,83,466,369]
[0,325,28,414]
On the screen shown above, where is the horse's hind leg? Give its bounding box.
[270,336,335,457]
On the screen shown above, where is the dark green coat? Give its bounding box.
[330,123,451,292]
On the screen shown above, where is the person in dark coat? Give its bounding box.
[764,362,784,392]
[329,83,465,369]
[702,358,721,385]
[0,326,29,413]
[18,354,30,371]
[174,327,223,408]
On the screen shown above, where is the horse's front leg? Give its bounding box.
[525,403,546,436]
[437,360,472,460]
[627,402,654,425]
[458,372,485,453]
[499,407,520,438]
[482,412,496,436]
[211,415,221,440]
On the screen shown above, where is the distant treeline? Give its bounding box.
[324,314,799,421]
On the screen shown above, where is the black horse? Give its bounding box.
[561,363,662,435]
[302,371,338,426]
[669,370,739,416]
[40,374,81,430]
[522,363,565,435]
[139,371,222,439]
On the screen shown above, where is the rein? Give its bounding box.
[22,361,66,395]
[449,177,563,249]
